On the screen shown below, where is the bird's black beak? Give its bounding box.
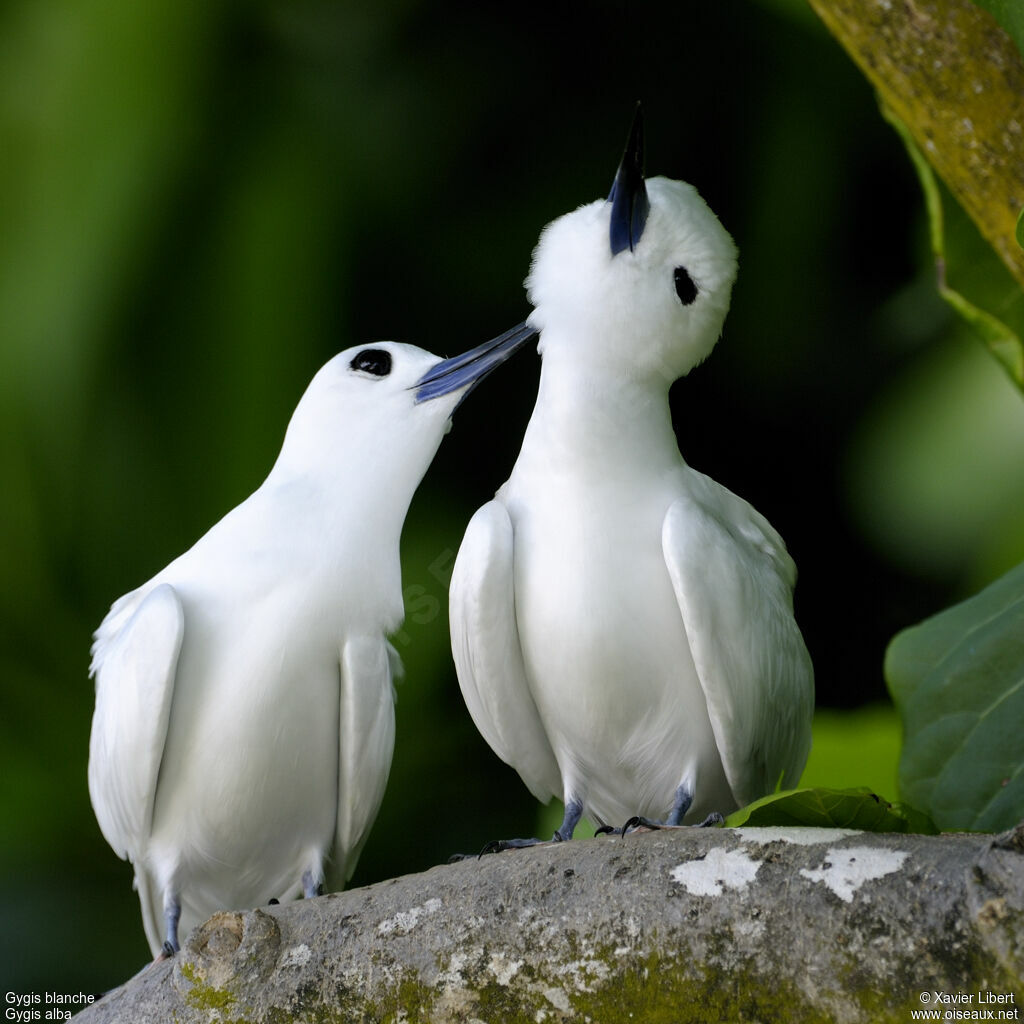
[414,321,537,405]
[607,103,649,256]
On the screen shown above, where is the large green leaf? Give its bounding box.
[723,787,937,833]
[886,560,1024,831]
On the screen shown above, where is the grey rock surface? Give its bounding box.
[76,825,1024,1022]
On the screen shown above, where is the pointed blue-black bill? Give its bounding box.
[414,321,537,405]
[607,103,649,255]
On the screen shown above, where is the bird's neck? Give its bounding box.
[515,346,685,477]
[265,447,420,552]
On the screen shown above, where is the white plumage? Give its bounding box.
[89,330,532,955]
[450,111,814,839]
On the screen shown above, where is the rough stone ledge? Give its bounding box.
[75,824,1024,1023]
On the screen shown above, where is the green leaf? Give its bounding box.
[886,559,1024,832]
[970,1,1024,62]
[882,105,1024,390]
[723,787,937,834]
[1017,207,1024,251]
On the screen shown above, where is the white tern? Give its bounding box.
[88,324,535,956]
[449,107,814,844]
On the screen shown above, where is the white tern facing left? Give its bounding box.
[88,325,534,956]
[449,107,814,844]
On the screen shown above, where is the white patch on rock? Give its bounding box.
[799,846,909,903]
[542,987,571,1013]
[377,896,443,935]
[279,943,312,968]
[558,957,610,993]
[670,846,761,896]
[734,826,862,847]
[733,915,766,942]
[488,951,524,987]
[436,949,470,989]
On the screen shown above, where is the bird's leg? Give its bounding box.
[666,784,694,825]
[158,893,181,959]
[553,797,583,841]
[480,795,585,852]
[301,868,323,899]
[449,797,585,860]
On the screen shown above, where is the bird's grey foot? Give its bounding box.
[604,785,724,835]
[607,810,722,835]
[446,837,548,861]
[595,815,659,836]
[625,815,662,832]
[480,837,548,855]
[696,812,725,827]
[452,798,585,860]
[446,839,553,860]
[301,870,323,899]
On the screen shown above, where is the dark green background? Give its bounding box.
[3,0,1024,994]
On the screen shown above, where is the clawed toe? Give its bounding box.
[625,815,662,833]
[696,812,724,828]
[448,836,548,862]
[482,837,547,855]
[594,816,655,837]
[606,811,724,836]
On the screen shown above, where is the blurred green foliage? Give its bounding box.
[2,0,1024,995]
[801,703,902,799]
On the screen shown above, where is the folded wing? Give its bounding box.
[450,500,560,803]
[88,583,184,862]
[662,484,814,806]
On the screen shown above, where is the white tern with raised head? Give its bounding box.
[449,108,814,844]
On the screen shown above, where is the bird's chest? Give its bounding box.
[507,484,692,723]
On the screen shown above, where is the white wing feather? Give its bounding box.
[329,635,397,889]
[87,583,184,861]
[450,501,560,803]
[662,481,814,806]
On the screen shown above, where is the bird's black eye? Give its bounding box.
[349,348,392,377]
[674,266,698,306]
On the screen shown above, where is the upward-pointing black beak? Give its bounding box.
[607,103,650,256]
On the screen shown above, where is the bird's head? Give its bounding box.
[276,327,533,486]
[525,107,737,387]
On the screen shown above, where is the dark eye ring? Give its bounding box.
[674,266,698,306]
[350,348,392,377]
